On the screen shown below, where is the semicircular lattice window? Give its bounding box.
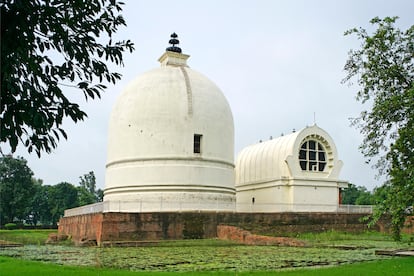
[299,140,326,172]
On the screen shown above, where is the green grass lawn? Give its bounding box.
[295,230,413,249]
[0,229,56,245]
[1,256,413,275]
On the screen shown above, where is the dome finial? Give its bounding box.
[166,32,182,53]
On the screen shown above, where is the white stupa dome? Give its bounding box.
[104,34,235,212]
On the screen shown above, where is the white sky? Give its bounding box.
[8,0,414,191]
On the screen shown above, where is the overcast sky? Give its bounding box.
[9,0,414,191]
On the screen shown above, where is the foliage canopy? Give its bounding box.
[343,16,414,240]
[78,171,103,205]
[0,155,102,226]
[0,155,34,224]
[0,0,134,156]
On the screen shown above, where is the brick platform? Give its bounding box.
[58,212,398,246]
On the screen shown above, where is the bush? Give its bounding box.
[4,223,17,230]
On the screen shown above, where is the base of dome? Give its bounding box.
[103,191,236,212]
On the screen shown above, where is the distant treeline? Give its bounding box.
[0,155,102,227]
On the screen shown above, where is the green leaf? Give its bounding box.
[1,0,134,157]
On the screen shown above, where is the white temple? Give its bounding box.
[100,34,347,214]
[235,125,348,212]
[104,34,236,212]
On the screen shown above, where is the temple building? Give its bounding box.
[58,34,360,245]
[65,33,348,217]
[235,125,348,212]
[104,33,236,212]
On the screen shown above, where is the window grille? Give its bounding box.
[299,140,326,171]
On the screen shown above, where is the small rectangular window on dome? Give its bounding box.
[194,134,202,154]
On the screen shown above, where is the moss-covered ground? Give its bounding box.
[0,230,412,274]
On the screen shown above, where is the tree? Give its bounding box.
[96,189,104,202]
[341,183,374,205]
[343,17,414,240]
[354,189,374,205]
[48,182,78,225]
[78,171,102,205]
[384,122,414,238]
[372,185,390,206]
[0,155,34,225]
[26,178,52,226]
[1,0,134,156]
[341,184,359,205]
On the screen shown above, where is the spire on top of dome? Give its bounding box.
[166,33,182,53]
[159,33,189,67]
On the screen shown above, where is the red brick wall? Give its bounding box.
[58,212,395,245]
[59,212,218,245]
[99,213,186,241]
[58,213,103,245]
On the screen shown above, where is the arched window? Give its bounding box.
[299,140,326,172]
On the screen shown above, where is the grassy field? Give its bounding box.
[0,229,56,245]
[0,230,412,274]
[295,229,413,248]
[1,256,413,275]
